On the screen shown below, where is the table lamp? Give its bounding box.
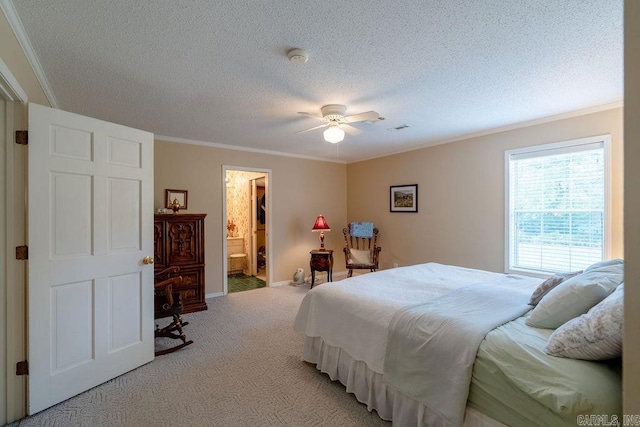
[312,215,330,250]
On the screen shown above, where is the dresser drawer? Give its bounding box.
[174,266,206,314]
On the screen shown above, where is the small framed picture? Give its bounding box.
[165,189,188,210]
[390,184,418,212]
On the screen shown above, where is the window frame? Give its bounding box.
[504,134,612,277]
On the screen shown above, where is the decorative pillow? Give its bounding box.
[528,271,582,306]
[526,260,623,329]
[348,248,372,265]
[545,284,623,360]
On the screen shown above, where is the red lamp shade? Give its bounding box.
[312,215,330,250]
[312,215,330,231]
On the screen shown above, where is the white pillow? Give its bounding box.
[348,248,372,265]
[584,258,624,272]
[545,284,623,360]
[526,260,623,329]
[528,271,582,306]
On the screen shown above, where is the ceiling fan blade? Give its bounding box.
[295,123,329,134]
[340,124,362,136]
[298,111,325,121]
[344,111,380,123]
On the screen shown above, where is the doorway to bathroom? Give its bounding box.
[223,166,271,294]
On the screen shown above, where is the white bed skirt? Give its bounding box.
[302,336,505,427]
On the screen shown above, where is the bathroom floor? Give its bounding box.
[227,274,266,293]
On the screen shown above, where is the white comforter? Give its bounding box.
[294,263,540,374]
[384,282,534,426]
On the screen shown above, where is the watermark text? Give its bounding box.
[577,415,640,426]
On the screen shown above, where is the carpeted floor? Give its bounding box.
[227,273,266,293]
[18,285,389,427]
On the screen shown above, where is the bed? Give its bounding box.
[293,262,622,426]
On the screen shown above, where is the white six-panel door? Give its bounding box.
[27,103,154,414]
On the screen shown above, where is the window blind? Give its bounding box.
[507,138,607,274]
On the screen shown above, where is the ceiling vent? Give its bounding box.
[388,124,410,131]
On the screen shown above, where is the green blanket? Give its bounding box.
[469,314,621,427]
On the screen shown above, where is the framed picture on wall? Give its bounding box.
[390,184,418,212]
[166,189,188,210]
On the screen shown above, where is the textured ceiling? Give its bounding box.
[7,0,623,163]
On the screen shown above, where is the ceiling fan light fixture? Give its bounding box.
[323,125,345,143]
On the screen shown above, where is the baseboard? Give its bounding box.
[270,280,290,287]
[205,292,224,299]
[212,270,351,293]
[301,270,350,287]
[332,270,348,280]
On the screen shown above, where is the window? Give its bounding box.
[506,135,610,275]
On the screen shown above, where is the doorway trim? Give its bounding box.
[222,165,272,294]
[0,58,28,424]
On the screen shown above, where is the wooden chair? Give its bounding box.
[154,266,193,356]
[343,224,381,277]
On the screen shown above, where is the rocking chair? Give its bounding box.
[154,266,194,356]
[343,223,381,278]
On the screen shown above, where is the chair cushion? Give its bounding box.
[348,248,372,265]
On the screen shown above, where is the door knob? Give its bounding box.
[143,256,154,265]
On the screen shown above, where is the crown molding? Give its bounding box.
[155,134,347,164]
[158,99,622,166]
[0,57,27,102]
[0,0,58,107]
[351,101,624,164]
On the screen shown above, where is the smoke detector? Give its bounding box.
[287,48,308,64]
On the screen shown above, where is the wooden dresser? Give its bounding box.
[154,213,207,313]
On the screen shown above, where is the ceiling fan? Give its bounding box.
[296,104,382,143]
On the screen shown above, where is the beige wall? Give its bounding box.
[0,10,49,106]
[347,108,623,273]
[3,0,637,416]
[624,0,640,415]
[154,140,347,295]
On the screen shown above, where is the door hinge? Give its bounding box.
[16,360,28,376]
[15,245,28,260]
[15,130,28,145]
